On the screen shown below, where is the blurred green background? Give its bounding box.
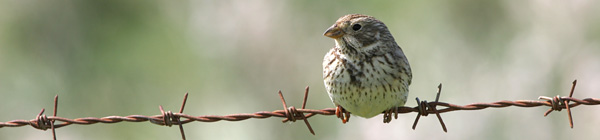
[1,0,600,139]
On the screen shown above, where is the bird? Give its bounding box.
[322,14,412,123]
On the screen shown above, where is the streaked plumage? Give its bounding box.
[323,14,412,123]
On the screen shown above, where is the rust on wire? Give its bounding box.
[539,80,578,128]
[27,95,59,140]
[155,93,189,140]
[178,93,189,140]
[51,95,58,140]
[411,83,446,132]
[31,109,49,130]
[1,80,600,138]
[278,87,315,135]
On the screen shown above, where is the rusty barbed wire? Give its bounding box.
[1,80,600,139]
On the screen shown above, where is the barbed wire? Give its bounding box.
[1,80,599,140]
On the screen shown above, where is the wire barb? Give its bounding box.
[412,83,447,132]
[155,93,189,140]
[30,109,50,130]
[538,80,577,128]
[52,95,58,140]
[28,95,59,140]
[278,88,315,135]
[178,93,189,140]
[159,106,173,126]
[433,84,447,132]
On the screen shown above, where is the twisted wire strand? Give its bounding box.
[1,97,598,129]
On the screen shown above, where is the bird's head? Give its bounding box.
[324,14,395,54]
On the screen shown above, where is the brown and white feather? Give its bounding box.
[323,14,412,118]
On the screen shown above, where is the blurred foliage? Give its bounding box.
[1,0,600,140]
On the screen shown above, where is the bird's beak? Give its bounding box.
[324,24,344,39]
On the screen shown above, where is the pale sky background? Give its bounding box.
[1,0,600,140]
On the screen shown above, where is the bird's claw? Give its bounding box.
[383,108,398,123]
[335,105,350,124]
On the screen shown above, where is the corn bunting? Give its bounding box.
[323,14,412,123]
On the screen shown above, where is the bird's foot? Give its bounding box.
[383,107,399,123]
[335,105,350,124]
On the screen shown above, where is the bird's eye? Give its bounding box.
[352,24,362,31]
